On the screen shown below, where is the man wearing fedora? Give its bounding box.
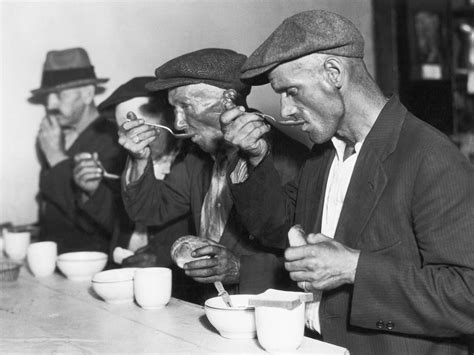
[31,47,126,255]
[118,48,305,304]
[221,9,474,355]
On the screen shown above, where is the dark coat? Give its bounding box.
[122,146,292,304]
[38,116,126,255]
[230,96,474,354]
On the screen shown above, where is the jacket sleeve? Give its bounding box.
[77,181,124,234]
[122,156,192,227]
[39,159,78,223]
[351,143,474,337]
[229,154,298,249]
[75,141,127,235]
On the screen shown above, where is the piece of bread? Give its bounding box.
[288,224,307,247]
[170,235,211,268]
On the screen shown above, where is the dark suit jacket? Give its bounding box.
[122,146,292,304]
[230,96,474,354]
[38,116,126,255]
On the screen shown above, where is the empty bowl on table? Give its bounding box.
[92,268,139,304]
[204,294,256,339]
[0,261,21,282]
[57,251,108,281]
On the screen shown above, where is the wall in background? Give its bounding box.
[0,0,374,225]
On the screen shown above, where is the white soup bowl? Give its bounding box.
[204,294,256,339]
[57,251,107,281]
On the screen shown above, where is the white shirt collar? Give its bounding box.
[331,136,364,161]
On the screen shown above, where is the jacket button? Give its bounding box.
[376,320,384,329]
[386,321,394,330]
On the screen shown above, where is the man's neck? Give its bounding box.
[339,90,388,144]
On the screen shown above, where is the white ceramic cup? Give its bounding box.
[255,302,305,353]
[134,267,171,310]
[27,241,57,277]
[4,231,31,260]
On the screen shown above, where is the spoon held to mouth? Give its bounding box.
[139,122,195,139]
[223,89,305,126]
[125,111,195,139]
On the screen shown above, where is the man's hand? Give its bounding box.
[122,251,157,268]
[220,107,271,167]
[37,115,68,167]
[183,243,240,284]
[118,111,159,161]
[284,233,360,291]
[73,152,103,199]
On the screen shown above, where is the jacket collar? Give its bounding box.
[359,95,407,163]
[332,95,408,247]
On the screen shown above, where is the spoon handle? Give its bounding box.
[214,281,233,308]
[222,89,304,126]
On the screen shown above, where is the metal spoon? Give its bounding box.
[93,158,120,180]
[223,89,305,126]
[253,112,305,126]
[125,117,193,139]
[214,281,233,308]
[139,122,195,139]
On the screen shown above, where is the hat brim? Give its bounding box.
[98,91,149,112]
[240,62,281,86]
[146,77,236,92]
[29,78,109,104]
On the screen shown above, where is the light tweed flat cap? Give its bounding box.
[146,48,251,97]
[241,10,364,85]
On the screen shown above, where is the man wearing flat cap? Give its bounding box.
[118,48,301,304]
[31,47,125,255]
[221,10,474,354]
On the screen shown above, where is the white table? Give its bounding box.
[0,266,349,354]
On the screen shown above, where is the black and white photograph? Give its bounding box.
[1,0,473,354]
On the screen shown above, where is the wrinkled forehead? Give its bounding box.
[168,83,224,106]
[268,53,325,89]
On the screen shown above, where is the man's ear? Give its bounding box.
[323,57,343,89]
[80,85,96,104]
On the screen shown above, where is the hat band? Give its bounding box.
[41,66,97,88]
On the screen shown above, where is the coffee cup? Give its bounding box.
[4,231,31,260]
[134,267,171,310]
[27,241,57,277]
[255,302,305,353]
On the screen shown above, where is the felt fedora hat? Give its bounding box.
[29,47,108,102]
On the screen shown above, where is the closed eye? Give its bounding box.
[286,87,298,97]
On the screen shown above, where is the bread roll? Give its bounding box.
[170,235,211,268]
[288,224,307,247]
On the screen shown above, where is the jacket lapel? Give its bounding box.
[333,149,387,247]
[295,142,334,234]
[333,96,407,247]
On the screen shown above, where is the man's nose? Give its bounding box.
[174,111,188,131]
[46,92,59,110]
[280,95,297,119]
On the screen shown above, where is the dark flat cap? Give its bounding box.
[146,48,251,97]
[241,10,364,85]
[98,76,155,112]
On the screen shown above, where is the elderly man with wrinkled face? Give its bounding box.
[30,47,125,255]
[117,48,297,304]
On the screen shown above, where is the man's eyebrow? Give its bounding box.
[271,82,286,94]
